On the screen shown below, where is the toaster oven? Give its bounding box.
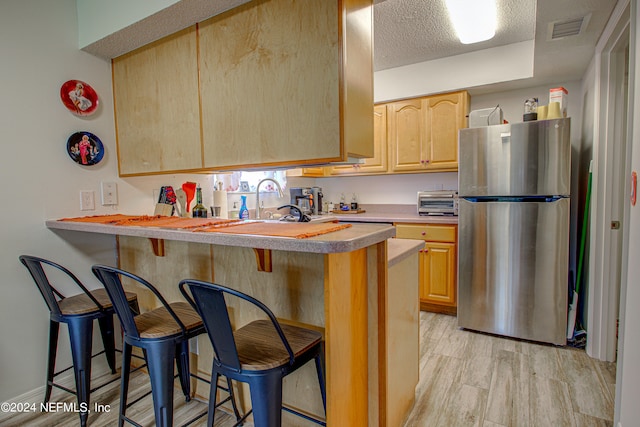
[417,190,458,216]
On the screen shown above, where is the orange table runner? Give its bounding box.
[199,221,352,239]
[58,215,351,238]
[59,215,241,229]
[59,214,139,224]
[115,216,240,229]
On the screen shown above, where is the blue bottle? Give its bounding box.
[239,195,249,220]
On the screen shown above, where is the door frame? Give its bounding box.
[587,0,631,362]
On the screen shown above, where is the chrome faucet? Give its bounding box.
[255,178,284,219]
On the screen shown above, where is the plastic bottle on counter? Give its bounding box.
[239,195,249,220]
[350,193,358,210]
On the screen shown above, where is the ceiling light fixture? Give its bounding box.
[445,0,497,44]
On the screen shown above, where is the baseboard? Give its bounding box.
[0,373,75,422]
[420,302,457,315]
[0,364,113,423]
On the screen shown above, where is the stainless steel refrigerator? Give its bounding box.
[457,118,570,345]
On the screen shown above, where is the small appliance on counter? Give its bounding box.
[290,187,324,215]
[417,190,458,216]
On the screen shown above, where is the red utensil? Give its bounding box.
[182,182,196,213]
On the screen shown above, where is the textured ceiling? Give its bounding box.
[84,0,619,94]
[373,0,618,92]
[374,0,537,71]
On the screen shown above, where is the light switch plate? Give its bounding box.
[101,182,118,205]
[80,190,95,211]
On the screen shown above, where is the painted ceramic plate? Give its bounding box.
[60,80,99,116]
[67,132,104,166]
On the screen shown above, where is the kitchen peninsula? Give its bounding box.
[46,217,420,426]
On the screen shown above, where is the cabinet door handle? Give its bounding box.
[421,231,426,236]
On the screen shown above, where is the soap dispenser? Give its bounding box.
[239,195,249,220]
[230,201,239,219]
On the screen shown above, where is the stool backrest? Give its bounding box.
[19,255,104,319]
[179,279,295,373]
[92,265,187,340]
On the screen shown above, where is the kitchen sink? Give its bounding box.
[249,215,337,224]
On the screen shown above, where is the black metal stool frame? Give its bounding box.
[180,279,326,427]
[92,265,241,427]
[19,255,139,427]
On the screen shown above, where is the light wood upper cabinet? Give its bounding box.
[388,91,469,173]
[198,0,373,170]
[112,0,373,176]
[425,91,469,171]
[112,27,202,176]
[387,98,427,172]
[286,167,326,178]
[329,104,388,176]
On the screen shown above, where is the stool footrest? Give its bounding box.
[283,404,327,426]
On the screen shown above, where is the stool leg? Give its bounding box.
[97,313,117,374]
[68,317,93,427]
[226,376,242,421]
[119,342,132,427]
[146,341,177,427]
[249,372,283,427]
[44,320,60,403]
[207,369,220,426]
[314,353,327,412]
[175,340,191,401]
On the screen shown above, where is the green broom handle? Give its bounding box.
[575,162,593,295]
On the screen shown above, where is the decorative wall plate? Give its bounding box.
[60,80,99,116]
[67,132,104,166]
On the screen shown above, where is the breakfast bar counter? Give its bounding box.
[46,217,417,427]
[45,218,395,253]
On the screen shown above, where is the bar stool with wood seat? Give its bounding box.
[179,279,327,427]
[92,265,240,427]
[19,255,139,427]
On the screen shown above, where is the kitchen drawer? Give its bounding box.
[395,223,456,242]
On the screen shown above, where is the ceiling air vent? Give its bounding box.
[548,14,591,41]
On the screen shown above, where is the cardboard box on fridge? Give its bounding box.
[549,87,568,117]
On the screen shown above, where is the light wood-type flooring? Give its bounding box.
[403,312,616,427]
[1,312,616,426]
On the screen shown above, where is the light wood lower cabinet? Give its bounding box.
[395,223,458,314]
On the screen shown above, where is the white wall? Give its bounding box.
[374,40,535,103]
[0,0,222,404]
[616,1,640,424]
[76,0,179,47]
[0,0,118,402]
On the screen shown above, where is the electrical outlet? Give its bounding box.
[101,182,118,205]
[80,191,95,211]
[189,337,199,355]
